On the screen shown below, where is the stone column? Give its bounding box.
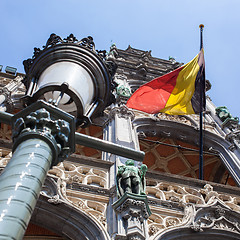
[104,105,140,188]
[109,105,139,162]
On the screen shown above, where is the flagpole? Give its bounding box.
[199,24,204,180]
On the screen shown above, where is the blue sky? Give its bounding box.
[0,0,239,118]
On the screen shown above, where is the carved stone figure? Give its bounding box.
[216,106,239,130]
[106,43,117,60]
[215,106,239,124]
[116,84,131,97]
[116,160,147,197]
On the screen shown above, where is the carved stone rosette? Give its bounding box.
[113,193,151,240]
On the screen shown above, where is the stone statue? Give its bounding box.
[215,106,239,123]
[106,43,117,60]
[116,159,148,197]
[116,84,131,97]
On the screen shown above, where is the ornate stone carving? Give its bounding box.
[0,87,14,111]
[148,225,161,236]
[67,194,108,227]
[153,112,198,127]
[109,106,135,121]
[225,130,240,150]
[147,199,183,210]
[48,194,63,205]
[106,43,118,60]
[113,193,151,240]
[146,182,222,206]
[116,84,131,98]
[216,106,239,130]
[115,198,150,219]
[110,186,117,197]
[191,200,240,234]
[114,73,128,81]
[69,183,109,196]
[145,181,240,237]
[0,150,11,167]
[39,160,240,239]
[46,162,109,228]
[39,176,68,208]
[0,87,11,100]
[49,162,108,189]
[105,60,118,80]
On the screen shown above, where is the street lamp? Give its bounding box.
[23,33,116,126]
[0,33,119,239]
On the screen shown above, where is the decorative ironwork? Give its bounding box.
[43,33,63,49]
[63,33,78,43]
[22,58,33,75]
[12,108,71,160]
[22,33,118,94]
[12,100,75,165]
[33,47,42,59]
[78,36,95,51]
[96,50,107,60]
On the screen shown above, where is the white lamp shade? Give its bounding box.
[36,62,95,114]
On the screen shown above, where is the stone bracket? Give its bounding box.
[113,193,151,240]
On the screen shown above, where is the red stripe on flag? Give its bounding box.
[126,66,184,114]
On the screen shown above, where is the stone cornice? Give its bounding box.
[146,170,240,197]
[67,153,113,169]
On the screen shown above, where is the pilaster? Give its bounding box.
[104,104,142,238]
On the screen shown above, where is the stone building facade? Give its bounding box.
[1,40,240,240]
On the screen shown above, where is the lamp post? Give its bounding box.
[0,34,144,239]
[22,34,116,126]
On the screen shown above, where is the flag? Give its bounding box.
[126,49,205,115]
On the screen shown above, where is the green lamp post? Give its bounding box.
[0,34,144,239]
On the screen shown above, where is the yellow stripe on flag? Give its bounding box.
[162,53,200,115]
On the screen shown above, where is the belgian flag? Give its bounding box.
[126,49,205,115]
